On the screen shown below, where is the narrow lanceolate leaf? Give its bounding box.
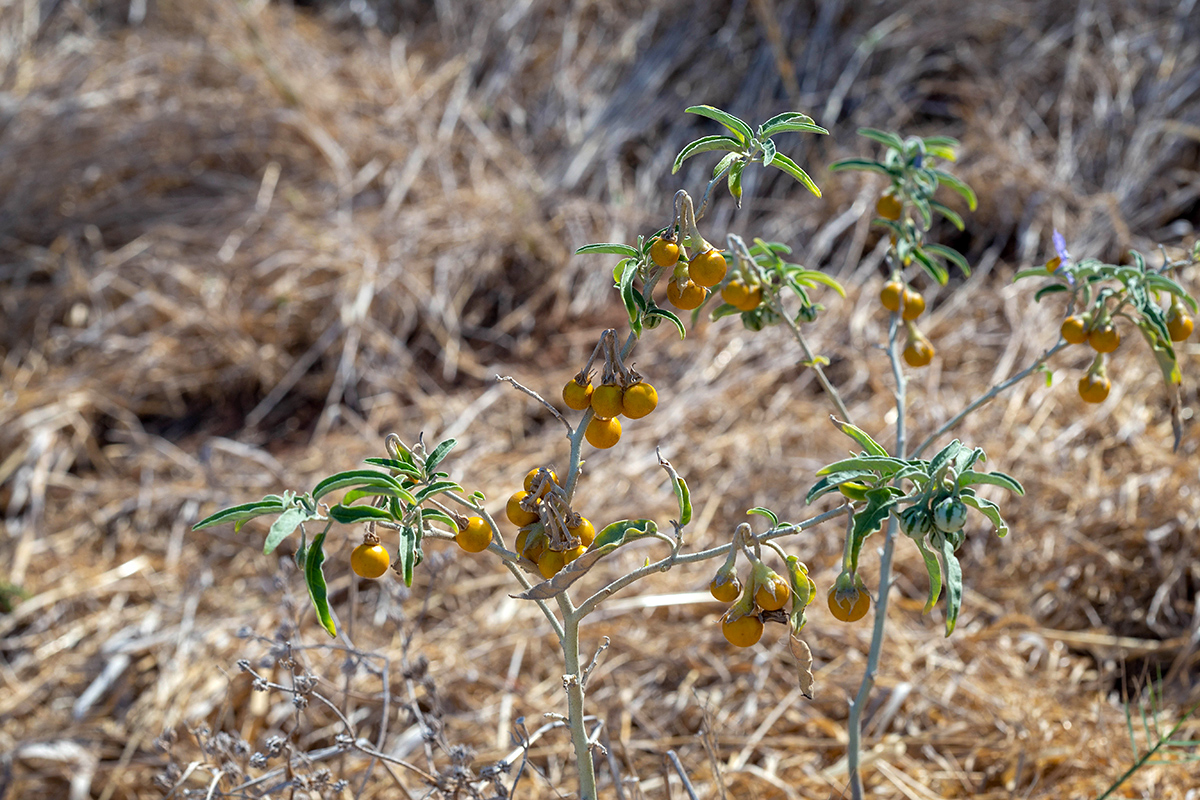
[827,157,893,177]
[937,533,963,637]
[906,528,943,614]
[712,151,739,179]
[925,243,971,276]
[833,419,889,457]
[684,105,754,143]
[413,479,463,503]
[857,127,905,152]
[929,201,965,231]
[912,247,949,286]
[312,470,413,504]
[851,490,895,548]
[424,439,457,472]
[576,243,641,258]
[759,120,828,137]
[957,470,1024,495]
[761,137,777,168]
[264,505,321,555]
[791,268,846,297]
[922,135,961,149]
[748,507,779,526]
[929,440,963,479]
[192,497,287,532]
[398,526,419,587]
[728,159,746,206]
[960,493,1010,537]
[421,508,457,530]
[757,111,818,136]
[930,168,978,211]
[816,456,907,477]
[672,135,745,174]
[620,259,643,337]
[645,307,686,339]
[767,152,822,197]
[328,503,395,524]
[1144,274,1199,312]
[657,454,692,527]
[362,457,423,478]
[304,532,337,638]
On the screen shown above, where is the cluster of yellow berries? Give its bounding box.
[562,374,659,450]
[650,235,728,311]
[350,513,495,580]
[879,279,935,368]
[507,468,597,579]
[710,553,822,648]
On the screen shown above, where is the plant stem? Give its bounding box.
[559,595,598,800]
[846,314,907,800]
[778,308,853,424]
[910,340,1067,458]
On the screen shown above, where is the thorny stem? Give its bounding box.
[846,313,907,800]
[910,339,1068,458]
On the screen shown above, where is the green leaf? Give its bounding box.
[911,247,949,285]
[424,439,457,472]
[817,456,907,476]
[264,505,320,555]
[912,195,934,230]
[672,134,745,174]
[828,157,893,177]
[728,159,746,206]
[929,440,963,479]
[685,105,754,143]
[791,268,846,297]
[760,120,828,137]
[192,497,287,532]
[757,111,813,133]
[930,168,978,211]
[922,136,960,149]
[805,470,878,504]
[760,137,777,168]
[589,519,659,551]
[712,151,739,179]
[767,152,822,197]
[313,470,413,504]
[362,457,423,478]
[960,493,1010,537]
[958,469,1024,495]
[1145,274,1199,312]
[620,259,643,337]
[645,307,686,339]
[421,508,457,529]
[398,526,419,587]
[710,302,743,321]
[294,530,308,570]
[748,507,779,526]
[328,504,395,524]
[304,532,337,638]
[906,528,943,613]
[835,421,890,457]
[1035,284,1070,301]
[929,201,965,231]
[413,479,462,503]
[672,475,692,527]
[576,243,640,258]
[924,243,970,276]
[937,533,963,636]
[857,127,905,151]
[851,490,895,552]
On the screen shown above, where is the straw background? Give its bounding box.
[2,0,1199,797]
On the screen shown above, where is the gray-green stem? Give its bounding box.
[558,592,598,800]
[846,313,907,800]
[778,306,853,424]
[910,339,1067,459]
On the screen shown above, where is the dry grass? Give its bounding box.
[2,0,1199,797]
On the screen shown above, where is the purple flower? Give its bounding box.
[1052,229,1075,285]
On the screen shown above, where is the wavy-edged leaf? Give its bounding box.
[849,490,895,568]
[748,507,779,526]
[685,105,753,143]
[424,439,457,472]
[930,168,978,211]
[817,456,907,476]
[767,152,822,197]
[828,157,893,176]
[835,420,889,457]
[906,528,943,613]
[960,492,1010,537]
[192,496,287,532]
[672,134,745,174]
[937,533,963,636]
[313,470,412,503]
[362,457,423,478]
[958,470,1024,495]
[304,532,337,638]
[264,505,321,555]
[760,137,777,168]
[857,127,905,151]
[328,503,395,524]
[576,242,640,258]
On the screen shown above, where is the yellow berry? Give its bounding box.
[622,382,658,419]
[455,516,492,553]
[585,416,622,449]
[590,384,625,419]
[351,543,390,579]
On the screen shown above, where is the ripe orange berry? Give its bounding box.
[1088,324,1120,353]
[524,468,559,497]
[1060,316,1089,344]
[876,194,903,221]
[622,382,658,419]
[688,248,727,288]
[455,516,492,553]
[828,584,871,622]
[1167,307,1194,341]
[590,384,625,419]
[721,279,762,312]
[563,543,586,565]
[516,528,545,562]
[568,517,596,548]
[879,281,904,313]
[650,236,680,268]
[1077,373,1110,404]
[351,542,390,579]
[709,573,741,603]
[562,379,593,411]
[900,288,925,321]
[585,415,621,449]
[754,575,790,611]
[721,611,764,648]
[903,337,935,368]
[506,491,539,527]
[667,278,706,310]
[537,548,565,579]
